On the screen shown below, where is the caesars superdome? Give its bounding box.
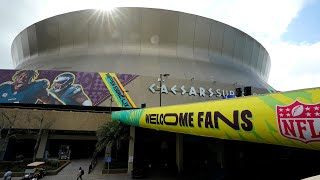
[6,7,320,180]
[11,7,274,103]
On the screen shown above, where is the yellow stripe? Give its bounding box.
[108,73,136,108]
[99,73,136,108]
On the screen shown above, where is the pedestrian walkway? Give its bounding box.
[1,159,131,180]
[42,158,131,180]
[2,159,180,180]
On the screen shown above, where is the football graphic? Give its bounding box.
[292,105,304,117]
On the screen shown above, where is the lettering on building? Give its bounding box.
[148,83,235,97]
[106,74,130,107]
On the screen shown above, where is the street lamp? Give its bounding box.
[120,90,129,109]
[109,96,113,112]
[159,73,170,107]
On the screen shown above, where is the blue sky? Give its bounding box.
[282,0,320,43]
[0,0,319,91]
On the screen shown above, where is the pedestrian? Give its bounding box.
[77,167,84,180]
[3,168,12,180]
[45,150,49,159]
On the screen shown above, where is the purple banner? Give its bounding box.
[0,69,138,106]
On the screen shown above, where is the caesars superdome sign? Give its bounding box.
[149,83,240,97]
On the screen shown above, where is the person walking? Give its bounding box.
[3,168,12,180]
[77,167,84,180]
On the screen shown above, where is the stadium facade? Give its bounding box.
[1,7,296,179]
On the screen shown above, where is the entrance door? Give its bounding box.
[134,128,177,177]
[48,139,96,159]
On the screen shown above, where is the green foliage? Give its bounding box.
[95,121,129,152]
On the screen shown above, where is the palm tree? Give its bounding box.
[95,121,129,160]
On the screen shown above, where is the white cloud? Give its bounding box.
[199,0,307,43]
[267,41,320,91]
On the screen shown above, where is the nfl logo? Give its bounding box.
[276,100,320,143]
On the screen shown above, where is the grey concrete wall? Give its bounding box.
[0,108,109,131]
[108,75,270,108]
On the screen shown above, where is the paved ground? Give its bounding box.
[1,159,179,180]
[2,159,132,180]
[41,158,124,180]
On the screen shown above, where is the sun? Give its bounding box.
[99,5,116,12]
[96,1,117,12]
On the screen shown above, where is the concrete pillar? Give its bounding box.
[217,143,225,168]
[36,130,49,159]
[176,133,183,173]
[127,126,135,174]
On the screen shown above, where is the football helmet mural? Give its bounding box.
[50,72,92,106]
[51,72,75,93]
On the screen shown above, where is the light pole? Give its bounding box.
[120,90,128,109]
[159,73,170,107]
[109,96,113,112]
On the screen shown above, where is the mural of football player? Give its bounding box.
[50,72,92,106]
[0,70,64,104]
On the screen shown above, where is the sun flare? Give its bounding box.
[96,1,117,12]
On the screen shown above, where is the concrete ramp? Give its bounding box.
[34,159,131,180]
[90,157,105,175]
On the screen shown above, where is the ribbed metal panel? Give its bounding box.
[11,8,271,88]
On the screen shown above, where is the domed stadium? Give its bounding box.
[3,7,317,180]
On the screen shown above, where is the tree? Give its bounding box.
[0,109,18,160]
[95,121,129,160]
[26,110,54,162]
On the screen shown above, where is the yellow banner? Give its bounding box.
[112,87,320,150]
